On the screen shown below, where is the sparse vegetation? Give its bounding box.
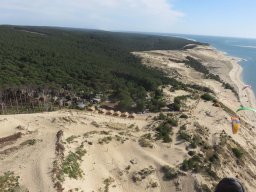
[20,139,37,146]
[190,135,203,149]
[66,135,79,144]
[0,171,20,192]
[83,131,98,138]
[188,151,196,156]
[185,56,238,97]
[180,124,187,131]
[139,133,153,148]
[166,118,178,127]
[180,114,188,119]
[208,152,219,164]
[200,184,212,192]
[157,112,167,120]
[132,166,155,183]
[98,136,112,144]
[103,177,115,192]
[91,121,100,128]
[232,147,244,159]
[148,180,158,188]
[181,155,203,172]
[114,135,126,144]
[59,145,86,181]
[178,130,191,142]
[205,166,218,179]
[201,93,216,102]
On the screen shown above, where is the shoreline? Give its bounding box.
[229,58,256,109]
[228,55,256,123]
[205,45,256,109]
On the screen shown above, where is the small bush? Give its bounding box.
[201,184,211,192]
[60,145,86,181]
[132,166,155,183]
[190,135,202,149]
[158,113,166,120]
[138,133,153,148]
[139,137,153,148]
[205,166,218,179]
[232,148,244,159]
[91,121,100,128]
[188,151,196,156]
[180,114,188,119]
[155,123,173,143]
[66,135,78,144]
[209,153,219,163]
[178,131,191,142]
[167,118,178,126]
[201,93,216,102]
[0,171,20,191]
[20,139,37,146]
[98,136,112,144]
[181,155,203,172]
[161,165,178,180]
[169,102,181,111]
[180,124,187,131]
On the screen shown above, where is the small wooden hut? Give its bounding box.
[98,108,107,114]
[113,111,121,117]
[87,106,96,112]
[106,110,114,115]
[128,113,136,119]
[121,112,129,118]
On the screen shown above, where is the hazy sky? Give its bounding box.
[0,0,255,38]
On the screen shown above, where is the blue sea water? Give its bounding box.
[169,34,256,94]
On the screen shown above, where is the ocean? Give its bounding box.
[169,34,256,94]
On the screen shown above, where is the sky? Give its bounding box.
[0,0,255,38]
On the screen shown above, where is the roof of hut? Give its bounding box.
[113,111,121,116]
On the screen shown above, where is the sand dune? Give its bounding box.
[1,45,256,191]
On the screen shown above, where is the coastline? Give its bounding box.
[228,53,256,123]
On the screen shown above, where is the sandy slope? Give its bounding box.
[134,45,256,191]
[0,111,197,192]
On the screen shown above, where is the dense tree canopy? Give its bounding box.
[0,25,202,111]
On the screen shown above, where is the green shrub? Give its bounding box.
[201,93,216,102]
[66,135,78,144]
[158,113,166,120]
[190,135,202,148]
[20,139,37,146]
[139,134,153,148]
[201,184,211,192]
[209,153,219,163]
[60,145,86,181]
[180,124,187,131]
[0,171,20,191]
[155,123,173,143]
[205,166,218,179]
[160,166,178,180]
[61,152,83,179]
[180,114,188,119]
[232,148,244,159]
[188,151,196,156]
[181,155,203,172]
[168,102,181,111]
[166,118,178,126]
[178,131,191,142]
